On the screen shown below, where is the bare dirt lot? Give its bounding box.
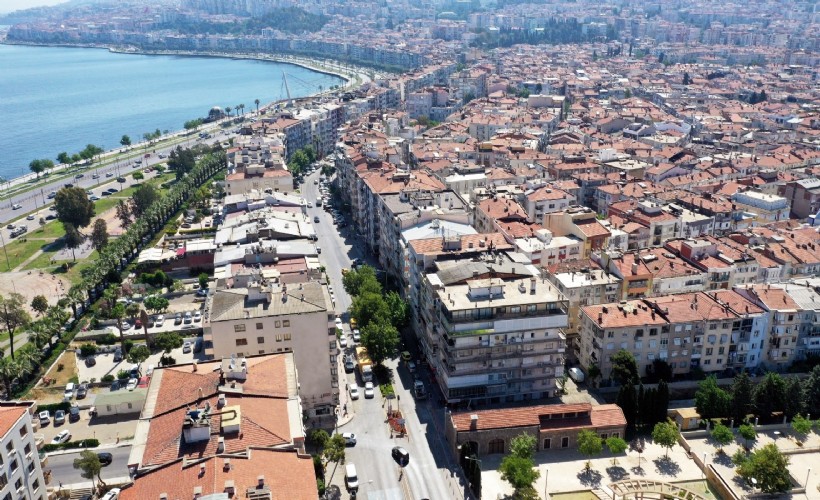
[0,271,70,313]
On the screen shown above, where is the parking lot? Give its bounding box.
[36,399,139,446]
[76,335,202,382]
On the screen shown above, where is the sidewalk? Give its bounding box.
[335,350,355,428]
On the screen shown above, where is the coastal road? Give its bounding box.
[45,445,131,488]
[304,169,462,500]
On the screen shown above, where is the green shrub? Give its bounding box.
[123,339,134,353]
[41,438,100,453]
[69,376,79,385]
[97,333,118,345]
[79,344,98,357]
[117,370,130,380]
[37,402,70,413]
[101,374,115,383]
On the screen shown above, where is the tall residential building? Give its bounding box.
[421,260,568,405]
[0,402,47,500]
[204,281,338,418]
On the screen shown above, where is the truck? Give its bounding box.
[355,346,373,383]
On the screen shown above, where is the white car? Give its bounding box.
[100,488,122,500]
[334,318,343,327]
[349,384,360,400]
[364,382,374,399]
[352,329,361,343]
[342,432,357,446]
[154,315,164,327]
[52,429,71,444]
[126,378,138,391]
[38,411,50,426]
[26,214,35,221]
[338,335,347,348]
[105,172,114,177]
[193,311,202,322]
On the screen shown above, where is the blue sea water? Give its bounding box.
[0,44,344,179]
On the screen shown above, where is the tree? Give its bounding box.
[360,319,399,365]
[682,72,691,85]
[29,159,53,179]
[735,444,791,493]
[115,200,132,227]
[120,135,132,148]
[730,371,755,424]
[655,380,670,426]
[63,223,84,262]
[783,376,805,420]
[225,106,232,117]
[754,372,786,421]
[90,219,108,252]
[198,273,209,290]
[73,450,104,491]
[57,152,71,165]
[349,292,390,328]
[606,436,628,465]
[738,421,756,448]
[55,186,95,229]
[322,434,347,482]
[384,291,409,328]
[577,429,603,470]
[131,184,158,217]
[806,366,820,417]
[791,414,812,440]
[102,289,127,353]
[616,382,638,434]
[144,296,169,314]
[254,98,261,115]
[646,359,672,383]
[30,295,49,316]
[499,434,540,498]
[651,420,679,458]
[695,375,731,420]
[0,293,31,360]
[127,344,150,365]
[154,332,183,354]
[342,265,381,297]
[611,349,639,385]
[711,423,734,452]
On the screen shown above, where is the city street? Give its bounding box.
[305,170,468,500]
[45,445,132,488]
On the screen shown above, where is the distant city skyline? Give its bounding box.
[0,0,67,14]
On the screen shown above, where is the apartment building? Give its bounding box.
[783,178,820,219]
[204,281,338,418]
[0,402,46,500]
[420,261,568,405]
[578,290,764,380]
[543,207,611,259]
[732,190,791,224]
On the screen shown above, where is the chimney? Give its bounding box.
[218,394,227,408]
[470,414,479,430]
[198,387,204,400]
[631,263,639,275]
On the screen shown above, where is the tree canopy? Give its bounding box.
[695,375,731,420]
[734,443,791,493]
[29,158,53,179]
[342,265,381,296]
[73,450,104,490]
[0,293,31,360]
[610,349,639,385]
[90,219,108,252]
[711,423,734,451]
[499,434,540,498]
[651,420,679,457]
[155,332,183,354]
[360,319,399,365]
[577,430,602,470]
[55,186,95,229]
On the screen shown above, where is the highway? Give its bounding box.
[45,445,132,488]
[304,170,466,500]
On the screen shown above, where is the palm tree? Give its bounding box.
[0,357,23,398]
[29,320,51,350]
[225,106,232,119]
[255,99,260,115]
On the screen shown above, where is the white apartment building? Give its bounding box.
[0,402,47,500]
[205,281,338,418]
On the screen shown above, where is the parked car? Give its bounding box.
[352,329,361,344]
[52,430,71,444]
[97,452,113,466]
[54,410,66,425]
[38,411,50,426]
[113,349,123,362]
[64,382,75,401]
[392,446,410,466]
[183,312,192,325]
[349,384,360,400]
[344,356,355,373]
[193,311,201,322]
[126,378,138,391]
[26,214,35,221]
[105,172,114,177]
[342,433,357,446]
[174,313,182,325]
[364,382,375,399]
[338,335,347,348]
[11,204,21,210]
[69,406,80,422]
[77,384,88,399]
[155,315,165,327]
[182,341,192,354]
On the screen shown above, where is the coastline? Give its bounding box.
[0,41,371,192]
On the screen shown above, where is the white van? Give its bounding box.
[345,463,359,490]
[64,382,76,401]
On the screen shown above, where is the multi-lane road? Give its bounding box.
[45,445,132,488]
[304,170,470,500]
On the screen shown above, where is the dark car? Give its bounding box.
[69,406,81,422]
[85,356,96,367]
[391,446,409,467]
[110,380,120,391]
[113,349,123,362]
[97,452,113,466]
[76,384,88,399]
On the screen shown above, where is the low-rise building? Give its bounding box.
[0,402,46,500]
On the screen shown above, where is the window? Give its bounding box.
[23,444,30,456]
[259,350,265,355]
[607,331,614,338]
[257,337,265,344]
[0,473,6,488]
[611,432,619,438]
[634,341,642,350]
[600,433,608,439]
[235,338,248,347]
[543,438,551,449]
[256,323,263,330]
[5,442,12,452]
[14,478,21,490]
[233,324,246,333]
[284,333,292,341]
[705,348,713,355]
[31,479,39,492]
[18,426,27,438]
[27,461,34,473]
[718,347,725,355]
[704,359,711,365]
[283,320,291,327]
[660,338,668,346]
[561,437,569,448]
[276,335,283,342]
[275,320,281,328]
[673,338,681,346]
[9,460,17,473]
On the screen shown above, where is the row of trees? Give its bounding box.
[30,144,105,179]
[616,379,670,435]
[695,368,820,423]
[341,265,408,365]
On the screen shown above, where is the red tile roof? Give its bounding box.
[451,403,625,432]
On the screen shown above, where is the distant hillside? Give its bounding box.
[162,7,330,35]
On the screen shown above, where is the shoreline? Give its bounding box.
[0,41,371,192]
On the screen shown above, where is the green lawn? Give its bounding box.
[30,220,66,240]
[22,240,66,270]
[0,237,53,271]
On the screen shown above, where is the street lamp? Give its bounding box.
[806,467,812,489]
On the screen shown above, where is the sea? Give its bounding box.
[0,43,344,180]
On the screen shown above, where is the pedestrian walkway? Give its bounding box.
[12,248,43,272]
